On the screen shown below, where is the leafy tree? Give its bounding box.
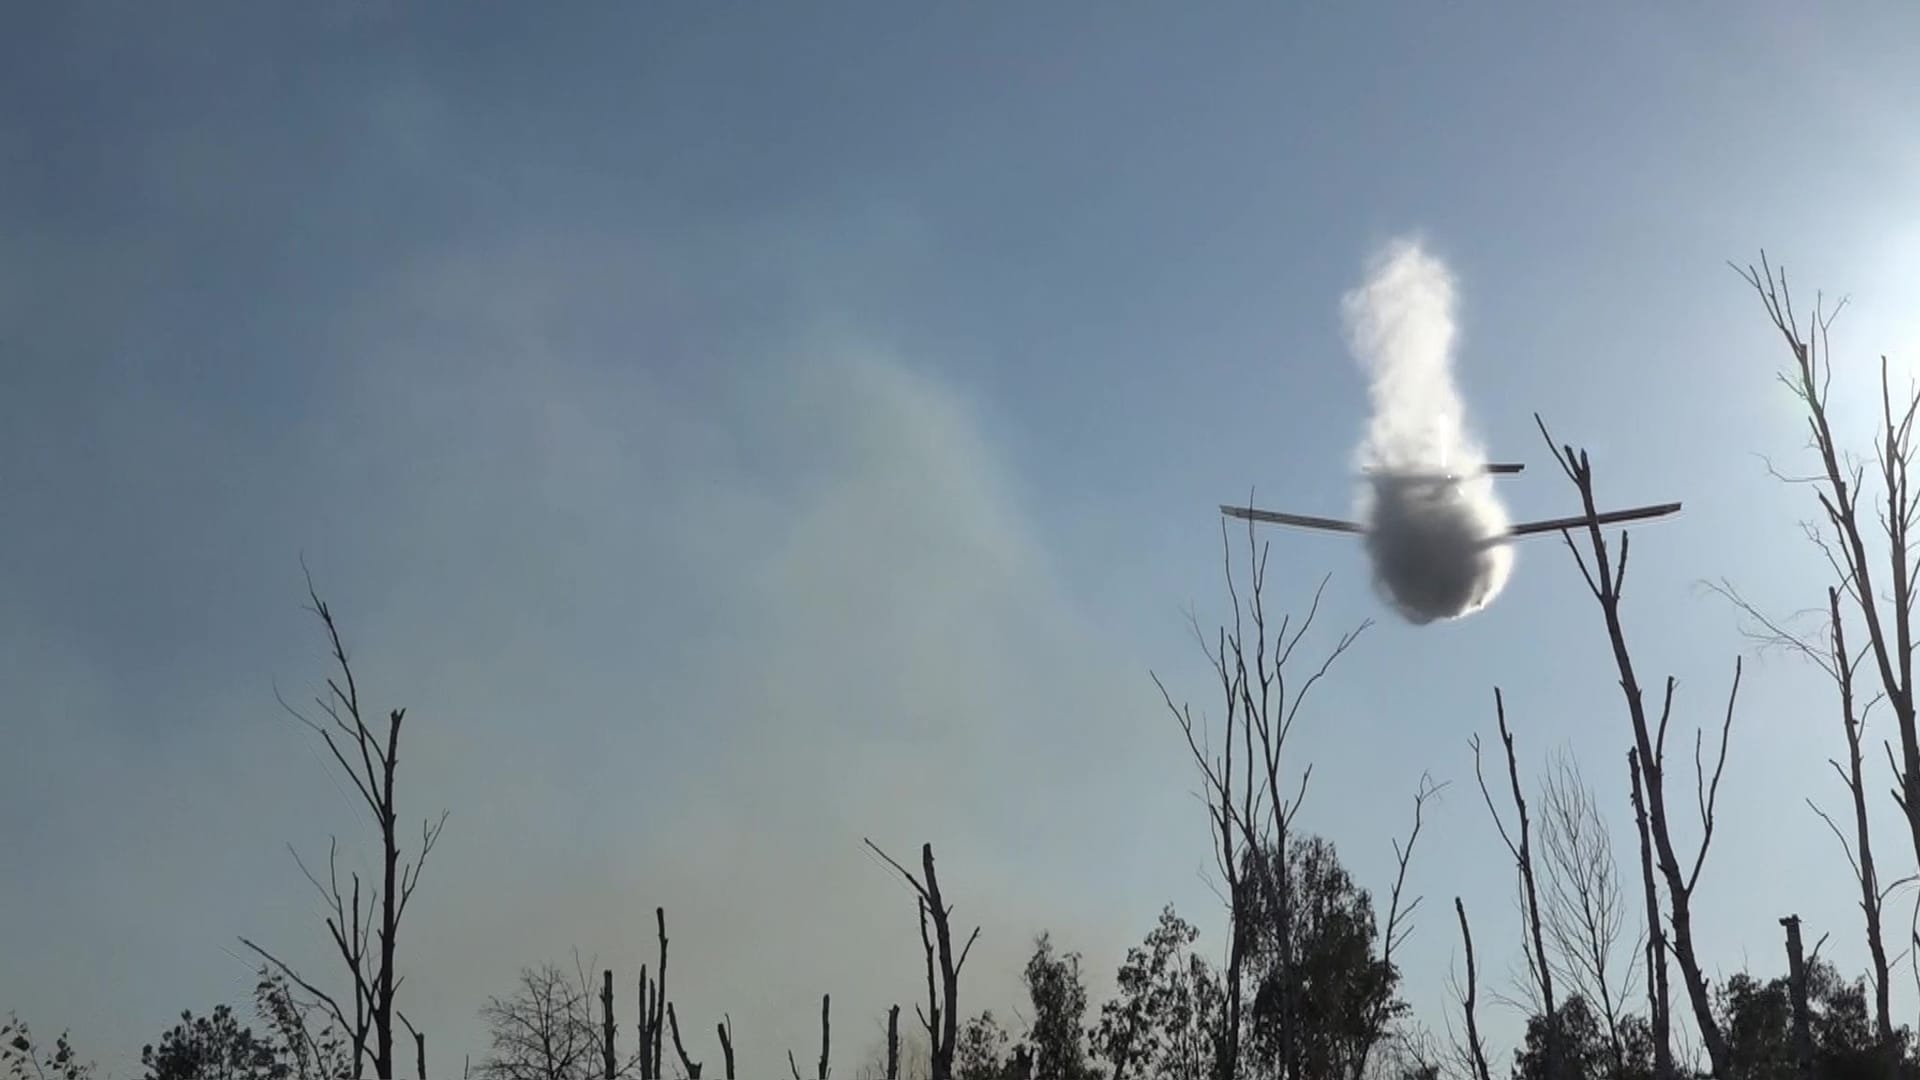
[2,1016,94,1080]
[1241,834,1402,1080]
[955,1013,1015,1080]
[1092,906,1215,1080]
[1022,934,1095,1080]
[254,972,349,1080]
[1714,958,1906,1080]
[1512,995,1658,1080]
[140,1005,285,1080]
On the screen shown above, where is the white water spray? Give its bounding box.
[1341,238,1514,624]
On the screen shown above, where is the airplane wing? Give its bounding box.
[1219,504,1365,534]
[1360,462,1525,479]
[1504,502,1682,538]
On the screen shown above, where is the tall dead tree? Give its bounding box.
[788,995,829,1080]
[1738,255,1920,860]
[864,840,980,1080]
[603,971,617,1080]
[1537,416,1741,1076]
[1153,514,1370,1080]
[1711,577,1907,1069]
[717,1016,736,1080]
[243,569,448,1080]
[1451,898,1494,1080]
[1472,692,1559,1080]
[639,909,668,1080]
[819,995,831,1080]
[1730,254,1920,1069]
[1628,750,1674,1080]
[1782,916,1817,1080]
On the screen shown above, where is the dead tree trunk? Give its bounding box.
[1628,750,1673,1080]
[1820,587,1900,1074]
[865,840,980,1080]
[639,971,655,1080]
[1783,916,1816,1080]
[668,1003,703,1079]
[887,1006,900,1080]
[399,1012,425,1080]
[639,908,669,1080]
[718,1015,736,1080]
[1538,416,1740,1076]
[242,571,447,1080]
[819,994,831,1080]
[1473,692,1559,1080]
[1454,898,1494,1080]
[603,970,617,1080]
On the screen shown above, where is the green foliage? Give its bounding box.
[1242,834,1403,1080]
[1022,933,1096,1080]
[140,1005,286,1080]
[2,1016,94,1080]
[1713,958,1907,1080]
[1511,994,1655,1080]
[1090,905,1216,1080]
[955,1012,1017,1080]
[252,973,349,1080]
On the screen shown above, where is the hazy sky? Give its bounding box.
[5,3,1920,1076]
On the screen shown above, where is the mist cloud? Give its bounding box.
[1342,238,1514,624]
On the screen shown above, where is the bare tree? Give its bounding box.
[1539,749,1640,1078]
[1450,899,1494,1080]
[888,1006,901,1080]
[865,840,981,1080]
[1154,514,1369,1080]
[1736,254,1920,860]
[789,995,830,1080]
[1781,916,1818,1080]
[717,1016,736,1080]
[400,1011,426,1080]
[477,965,603,1080]
[1626,751,1673,1080]
[667,1004,702,1080]
[1472,692,1559,1080]
[1352,774,1448,1080]
[1713,577,1910,1071]
[1725,254,1920,1072]
[639,909,668,1080]
[1536,416,1741,1076]
[243,569,448,1080]
[604,972,617,1080]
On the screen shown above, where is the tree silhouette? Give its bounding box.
[242,569,448,1080]
[1091,906,1213,1080]
[1022,934,1095,1080]
[1241,835,1403,1080]
[2,1016,94,1080]
[476,964,607,1080]
[139,1006,284,1080]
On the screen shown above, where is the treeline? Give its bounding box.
[9,257,1919,1080]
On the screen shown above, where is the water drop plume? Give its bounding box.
[1341,237,1513,624]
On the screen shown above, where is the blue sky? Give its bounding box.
[4,2,1920,1076]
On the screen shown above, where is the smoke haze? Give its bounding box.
[1341,238,1514,624]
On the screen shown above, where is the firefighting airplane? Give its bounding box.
[1218,462,1682,544]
